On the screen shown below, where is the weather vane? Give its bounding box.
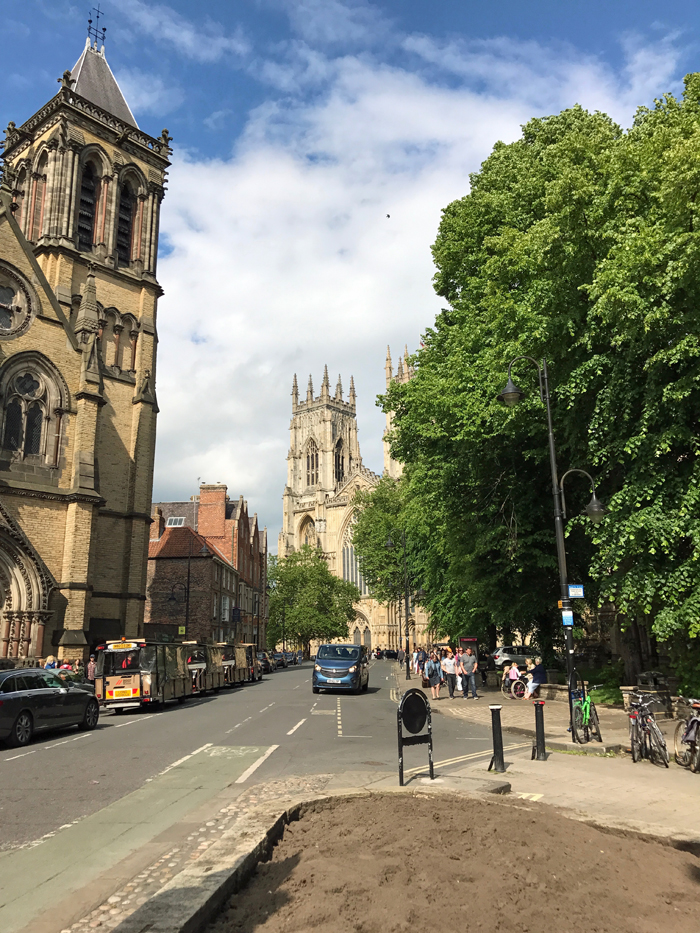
[87,5,107,45]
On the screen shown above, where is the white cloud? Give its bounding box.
[114,0,250,62]
[153,31,684,544]
[116,68,184,115]
[282,0,390,46]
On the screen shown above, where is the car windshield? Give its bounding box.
[317,645,360,661]
[103,649,141,675]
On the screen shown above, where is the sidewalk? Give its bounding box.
[395,663,675,753]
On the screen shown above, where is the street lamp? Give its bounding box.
[497,356,607,727]
[386,530,413,682]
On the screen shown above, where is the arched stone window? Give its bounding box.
[306,439,319,486]
[77,162,101,251]
[334,438,344,484]
[363,626,372,649]
[27,153,48,242]
[341,521,367,596]
[116,183,136,265]
[353,627,361,645]
[0,355,68,468]
[300,517,316,548]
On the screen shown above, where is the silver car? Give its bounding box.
[492,646,530,668]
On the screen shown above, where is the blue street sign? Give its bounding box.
[562,610,574,627]
[568,584,584,599]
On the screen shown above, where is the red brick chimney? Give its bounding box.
[198,483,227,538]
[150,506,165,540]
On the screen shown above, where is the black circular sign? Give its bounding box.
[401,690,428,734]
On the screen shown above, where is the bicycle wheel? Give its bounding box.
[588,702,603,743]
[512,680,526,699]
[629,718,642,762]
[572,704,587,744]
[674,721,693,768]
[647,719,669,768]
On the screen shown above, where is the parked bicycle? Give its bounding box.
[570,682,603,744]
[628,693,669,767]
[674,696,700,772]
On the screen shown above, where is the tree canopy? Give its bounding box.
[374,76,700,686]
[267,546,360,653]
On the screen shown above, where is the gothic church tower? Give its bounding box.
[0,29,169,659]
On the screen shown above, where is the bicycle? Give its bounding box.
[674,696,700,772]
[628,693,669,767]
[570,683,603,744]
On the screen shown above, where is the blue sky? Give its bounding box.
[3,1,697,542]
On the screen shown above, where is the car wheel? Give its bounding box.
[7,710,33,748]
[177,695,187,704]
[312,687,319,694]
[78,699,100,731]
[362,679,369,692]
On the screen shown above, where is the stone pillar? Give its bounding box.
[0,612,10,658]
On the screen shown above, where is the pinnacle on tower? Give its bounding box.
[385,346,393,387]
[335,374,343,401]
[349,375,356,407]
[397,357,404,378]
[292,374,299,407]
[75,266,99,340]
[306,374,314,402]
[321,364,330,399]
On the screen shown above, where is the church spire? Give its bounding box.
[321,364,330,400]
[385,345,393,387]
[306,374,314,402]
[349,375,356,408]
[292,373,299,408]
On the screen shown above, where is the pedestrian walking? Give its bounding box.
[86,654,96,685]
[412,648,418,673]
[416,646,427,677]
[398,647,405,665]
[441,649,458,699]
[460,647,479,699]
[44,655,57,670]
[425,651,442,700]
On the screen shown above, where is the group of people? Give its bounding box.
[418,646,481,701]
[502,657,547,698]
[43,654,97,684]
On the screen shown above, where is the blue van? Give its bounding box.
[313,643,369,694]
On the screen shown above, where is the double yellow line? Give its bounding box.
[403,742,530,776]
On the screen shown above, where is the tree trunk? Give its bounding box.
[618,614,644,685]
[487,624,497,653]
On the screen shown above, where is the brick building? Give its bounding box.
[144,521,239,644]
[0,36,169,660]
[147,483,268,645]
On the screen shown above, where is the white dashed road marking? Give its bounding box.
[287,719,307,735]
[235,745,279,783]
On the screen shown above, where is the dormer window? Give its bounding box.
[166,516,185,527]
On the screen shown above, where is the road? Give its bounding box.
[0,660,496,933]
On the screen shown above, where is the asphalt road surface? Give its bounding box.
[0,659,495,850]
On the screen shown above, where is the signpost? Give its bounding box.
[397,689,434,786]
[562,610,574,627]
[568,584,584,599]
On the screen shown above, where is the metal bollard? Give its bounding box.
[488,704,506,773]
[532,700,546,760]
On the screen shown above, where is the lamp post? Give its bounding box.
[497,357,606,728]
[168,582,189,637]
[386,530,412,681]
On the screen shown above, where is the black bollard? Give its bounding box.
[488,704,506,773]
[532,700,546,761]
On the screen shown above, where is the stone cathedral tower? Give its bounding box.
[279,364,430,651]
[0,33,170,660]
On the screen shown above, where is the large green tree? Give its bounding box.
[382,77,700,686]
[267,546,360,654]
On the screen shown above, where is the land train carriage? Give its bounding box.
[217,644,246,686]
[95,640,193,712]
[183,642,225,694]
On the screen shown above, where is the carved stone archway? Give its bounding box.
[0,501,55,658]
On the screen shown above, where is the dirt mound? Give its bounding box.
[206,793,700,933]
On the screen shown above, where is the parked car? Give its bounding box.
[384,649,398,660]
[0,668,100,748]
[284,651,296,666]
[313,643,370,694]
[492,646,531,669]
[273,652,287,668]
[257,651,274,674]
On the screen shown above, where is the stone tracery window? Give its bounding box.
[116,183,136,265]
[306,439,319,486]
[77,162,100,252]
[0,356,68,468]
[334,438,345,484]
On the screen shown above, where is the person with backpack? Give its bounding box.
[425,651,442,700]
